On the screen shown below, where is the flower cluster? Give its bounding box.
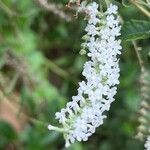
[48,2,122,147]
[145,134,150,150]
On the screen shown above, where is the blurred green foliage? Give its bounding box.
[0,0,150,149]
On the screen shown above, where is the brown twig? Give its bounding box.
[0,90,48,128]
[35,0,72,22]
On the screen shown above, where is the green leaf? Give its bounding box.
[121,20,150,41]
[0,120,17,149]
[0,120,17,140]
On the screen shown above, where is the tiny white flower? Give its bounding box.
[85,24,98,36]
[88,16,99,25]
[86,2,99,16]
[106,4,118,15]
[78,1,87,12]
[106,15,119,28]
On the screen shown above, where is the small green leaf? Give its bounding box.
[121,20,150,41]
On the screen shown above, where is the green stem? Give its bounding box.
[0,0,16,17]
[45,59,78,85]
[137,0,149,7]
[28,117,49,127]
[6,73,19,94]
[104,0,110,8]
[45,59,69,78]
[132,41,145,72]
[131,0,150,18]
[48,124,65,132]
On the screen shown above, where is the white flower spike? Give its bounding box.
[48,2,122,147]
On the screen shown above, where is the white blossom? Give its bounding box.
[106,4,118,15]
[85,24,98,36]
[48,2,122,147]
[145,135,150,150]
